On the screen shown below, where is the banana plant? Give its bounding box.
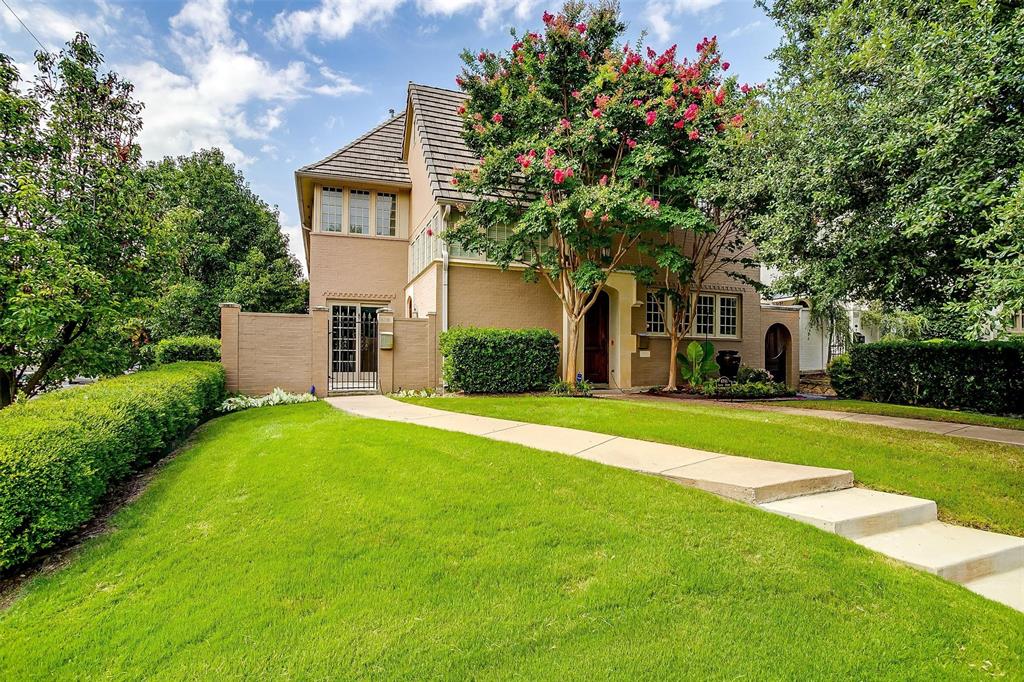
[678,341,720,387]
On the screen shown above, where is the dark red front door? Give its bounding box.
[584,291,609,384]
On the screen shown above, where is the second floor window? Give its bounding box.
[646,292,666,334]
[376,192,396,236]
[320,187,343,232]
[349,190,370,234]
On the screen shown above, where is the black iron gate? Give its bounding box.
[329,304,379,391]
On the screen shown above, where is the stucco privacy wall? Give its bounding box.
[220,304,330,396]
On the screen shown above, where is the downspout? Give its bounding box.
[441,205,450,334]
[440,205,451,392]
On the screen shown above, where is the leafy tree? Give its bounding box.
[447,1,749,385]
[143,149,307,338]
[742,0,1024,336]
[0,36,154,407]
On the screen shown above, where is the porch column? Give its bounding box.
[219,303,240,393]
[310,305,329,396]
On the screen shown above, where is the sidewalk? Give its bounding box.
[599,392,1024,447]
[327,395,1024,612]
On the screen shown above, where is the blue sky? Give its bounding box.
[1,0,781,270]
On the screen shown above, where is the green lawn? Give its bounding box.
[1,402,1021,678]
[402,396,1024,537]
[769,399,1024,431]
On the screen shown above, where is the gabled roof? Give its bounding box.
[406,83,476,203]
[298,112,411,186]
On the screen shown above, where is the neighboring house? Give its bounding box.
[770,295,881,373]
[220,83,800,395]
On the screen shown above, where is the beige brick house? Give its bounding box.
[220,83,800,395]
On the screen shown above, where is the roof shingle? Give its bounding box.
[407,83,477,203]
[298,112,411,186]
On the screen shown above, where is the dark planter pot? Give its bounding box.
[717,350,741,379]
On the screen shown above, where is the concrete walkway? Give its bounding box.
[328,395,1024,613]
[600,392,1024,447]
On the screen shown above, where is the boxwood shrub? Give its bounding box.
[0,362,225,570]
[154,335,221,364]
[849,340,1024,415]
[440,327,559,393]
[826,354,860,399]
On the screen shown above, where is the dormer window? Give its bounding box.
[320,187,343,232]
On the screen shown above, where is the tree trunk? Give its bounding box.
[564,316,581,386]
[666,334,680,391]
[0,370,13,409]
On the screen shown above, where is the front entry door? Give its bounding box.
[330,304,379,391]
[583,291,609,384]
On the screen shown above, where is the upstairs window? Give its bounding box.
[645,292,666,334]
[376,192,396,236]
[349,190,370,234]
[320,187,343,232]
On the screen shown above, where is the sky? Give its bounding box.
[0,0,782,273]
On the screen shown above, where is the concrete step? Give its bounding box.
[760,488,937,538]
[856,522,1024,584]
[964,567,1024,612]
[659,456,853,504]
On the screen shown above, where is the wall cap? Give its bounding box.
[219,302,241,308]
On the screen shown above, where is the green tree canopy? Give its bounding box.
[447,0,751,383]
[0,36,154,407]
[743,0,1024,336]
[143,149,307,338]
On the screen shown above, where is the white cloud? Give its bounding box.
[123,0,365,165]
[645,2,675,43]
[312,66,366,96]
[727,20,763,38]
[0,0,151,54]
[270,0,542,45]
[270,0,404,47]
[644,0,726,42]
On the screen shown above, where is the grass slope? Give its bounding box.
[402,396,1024,537]
[769,399,1024,431]
[0,403,1021,678]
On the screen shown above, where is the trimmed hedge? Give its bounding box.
[440,327,560,393]
[849,340,1024,415]
[0,362,225,569]
[154,336,221,364]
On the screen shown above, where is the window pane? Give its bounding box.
[320,187,343,232]
[646,292,665,333]
[696,295,715,335]
[349,190,370,234]
[719,295,738,336]
[376,192,396,236]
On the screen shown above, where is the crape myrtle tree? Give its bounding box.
[447,0,751,386]
[0,36,154,407]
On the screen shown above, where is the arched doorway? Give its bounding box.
[584,291,610,384]
[765,323,791,384]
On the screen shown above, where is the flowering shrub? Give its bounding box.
[218,388,317,413]
[446,2,758,386]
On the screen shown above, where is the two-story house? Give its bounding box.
[219,83,800,396]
